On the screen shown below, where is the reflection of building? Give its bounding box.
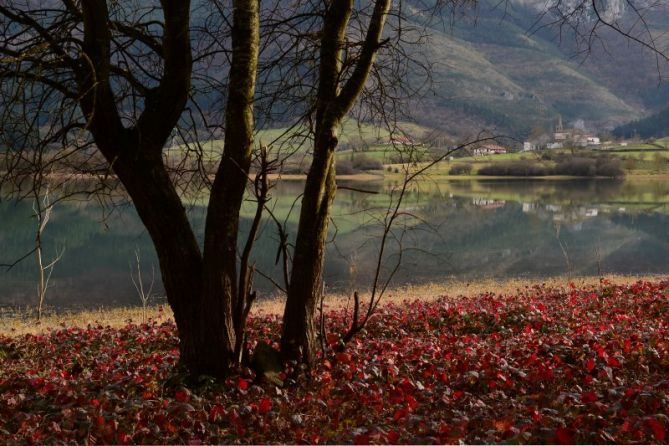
[522,202,538,212]
[522,202,603,222]
[472,198,506,209]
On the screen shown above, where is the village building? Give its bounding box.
[473,143,508,156]
[523,141,537,151]
[553,115,572,141]
[544,115,601,149]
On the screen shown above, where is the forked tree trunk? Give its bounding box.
[77,0,259,377]
[113,153,235,376]
[281,0,391,365]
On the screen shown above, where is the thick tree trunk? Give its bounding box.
[113,150,234,377]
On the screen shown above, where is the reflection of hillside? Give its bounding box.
[3,179,669,310]
[611,213,669,244]
[328,190,669,289]
[443,179,669,212]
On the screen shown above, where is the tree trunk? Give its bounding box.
[113,150,236,377]
[281,128,338,365]
[281,0,391,365]
[201,0,259,368]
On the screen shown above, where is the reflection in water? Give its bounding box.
[1,179,669,310]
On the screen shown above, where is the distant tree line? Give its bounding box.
[477,157,623,178]
[613,106,669,140]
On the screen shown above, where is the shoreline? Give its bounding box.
[1,274,664,337]
[10,165,669,184]
[42,172,669,184]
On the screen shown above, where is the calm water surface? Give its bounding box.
[1,178,669,310]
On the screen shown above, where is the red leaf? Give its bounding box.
[354,433,370,445]
[623,339,632,353]
[581,391,598,404]
[259,398,272,414]
[393,408,408,421]
[335,352,351,363]
[647,418,666,442]
[117,431,131,445]
[238,378,249,391]
[175,389,189,402]
[326,333,339,346]
[585,357,595,372]
[209,404,226,422]
[386,430,400,443]
[555,427,572,444]
[607,356,621,368]
[389,389,404,405]
[405,394,419,410]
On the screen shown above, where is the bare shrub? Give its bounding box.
[448,164,473,175]
[336,159,357,175]
[478,161,550,176]
[352,155,382,171]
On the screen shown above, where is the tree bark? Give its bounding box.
[281,128,338,364]
[201,0,260,370]
[281,0,391,365]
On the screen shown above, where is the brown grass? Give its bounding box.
[0,274,664,337]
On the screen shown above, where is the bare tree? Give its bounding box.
[32,184,64,321]
[339,136,497,345]
[0,0,261,377]
[279,0,394,366]
[279,0,476,365]
[130,248,155,323]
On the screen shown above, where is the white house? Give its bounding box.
[523,142,537,151]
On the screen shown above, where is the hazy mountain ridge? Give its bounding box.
[402,0,669,139]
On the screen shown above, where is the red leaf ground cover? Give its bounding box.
[1,280,668,444]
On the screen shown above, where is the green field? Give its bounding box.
[166,122,669,179]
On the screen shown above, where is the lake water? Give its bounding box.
[1,178,669,310]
